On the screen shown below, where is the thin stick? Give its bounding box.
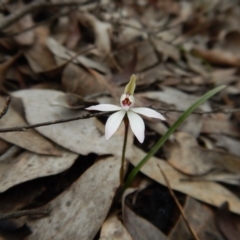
[0,96,11,119]
[0,111,109,133]
[120,117,129,187]
[157,164,199,240]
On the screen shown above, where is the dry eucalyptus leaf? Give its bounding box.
[138,87,211,111]
[0,96,60,156]
[11,89,133,158]
[185,52,209,78]
[123,204,169,240]
[209,68,237,85]
[116,40,158,72]
[166,132,240,175]
[210,134,240,158]
[192,47,240,67]
[129,147,240,215]
[27,156,120,240]
[215,202,240,240]
[185,172,240,185]
[61,63,105,97]
[0,147,78,193]
[169,197,225,240]
[46,37,109,73]
[150,37,180,62]
[202,117,240,137]
[178,114,202,137]
[24,42,57,73]
[6,3,35,46]
[0,52,21,86]
[100,212,133,240]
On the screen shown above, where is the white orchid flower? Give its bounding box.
[86,75,166,143]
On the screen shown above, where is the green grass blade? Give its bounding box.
[124,85,226,190]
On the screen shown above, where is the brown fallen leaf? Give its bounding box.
[129,147,240,215]
[61,62,105,97]
[166,131,240,176]
[202,117,240,138]
[116,40,158,72]
[46,37,109,73]
[78,11,112,56]
[0,51,22,88]
[26,156,120,240]
[192,47,240,67]
[150,37,180,62]
[64,10,81,50]
[169,197,225,240]
[24,42,57,73]
[100,212,133,240]
[215,202,240,240]
[6,1,35,46]
[0,96,60,156]
[0,138,11,156]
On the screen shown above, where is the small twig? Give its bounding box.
[0,208,50,221]
[157,164,199,240]
[0,96,11,119]
[0,0,96,30]
[0,111,109,133]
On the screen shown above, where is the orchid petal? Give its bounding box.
[105,110,126,140]
[131,107,166,120]
[86,104,121,112]
[127,111,145,143]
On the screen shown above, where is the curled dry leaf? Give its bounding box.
[24,42,57,73]
[61,63,105,97]
[129,147,240,215]
[0,147,78,193]
[116,40,158,72]
[11,89,133,158]
[100,212,133,240]
[27,156,120,240]
[0,96,60,156]
[79,12,112,56]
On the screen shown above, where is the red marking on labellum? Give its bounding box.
[122,97,132,106]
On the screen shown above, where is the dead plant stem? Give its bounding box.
[120,117,129,187]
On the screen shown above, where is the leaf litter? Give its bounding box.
[0,0,240,239]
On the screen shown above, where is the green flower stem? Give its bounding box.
[120,117,129,187]
[123,85,226,190]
